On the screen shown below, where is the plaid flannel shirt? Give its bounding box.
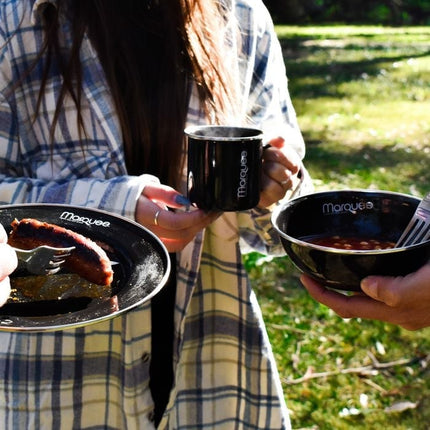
[0,0,310,428]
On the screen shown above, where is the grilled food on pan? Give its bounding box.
[8,218,113,286]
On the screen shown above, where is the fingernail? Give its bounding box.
[361,278,377,295]
[175,194,191,208]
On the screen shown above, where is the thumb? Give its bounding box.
[362,265,430,304]
[360,277,387,301]
[0,225,7,243]
[361,274,414,307]
[265,136,285,149]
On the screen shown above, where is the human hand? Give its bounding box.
[300,263,430,330]
[258,136,301,208]
[135,183,220,252]
[0,225,17,306]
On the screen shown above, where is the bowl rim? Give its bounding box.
[271,189,428,255]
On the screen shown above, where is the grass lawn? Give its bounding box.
[247,25,430,429]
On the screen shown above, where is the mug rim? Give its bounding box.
[184,125,263,141]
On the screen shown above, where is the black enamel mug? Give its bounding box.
[185,125,263,211]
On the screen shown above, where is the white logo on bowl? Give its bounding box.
[322,201,374,214]
[60,211,111,227]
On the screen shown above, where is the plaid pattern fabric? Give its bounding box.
[0,0,309,428]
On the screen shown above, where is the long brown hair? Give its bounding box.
[34,0,237,187]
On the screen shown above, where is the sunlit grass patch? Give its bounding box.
[247,26,430,430]
[278,25,430,194]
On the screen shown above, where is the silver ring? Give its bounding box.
[154,210,161,226]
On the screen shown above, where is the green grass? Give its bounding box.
[247,25,430,429]
[281,25,430,195]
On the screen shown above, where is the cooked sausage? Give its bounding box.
[8,218,113,286]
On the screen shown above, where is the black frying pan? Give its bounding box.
[0,204,170,331]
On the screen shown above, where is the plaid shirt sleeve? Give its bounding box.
[0,0,155,220]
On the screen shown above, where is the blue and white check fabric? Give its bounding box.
[0,0,309,428]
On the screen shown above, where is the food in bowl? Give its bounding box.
[272,190,430,291]
[305,235,395,251]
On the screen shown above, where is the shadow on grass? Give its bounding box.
[278,32,430,98]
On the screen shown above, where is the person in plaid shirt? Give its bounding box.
[0,0,312,428]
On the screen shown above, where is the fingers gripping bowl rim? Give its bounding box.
[271,190,430,292]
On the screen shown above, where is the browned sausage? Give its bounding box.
[8,218,113,286]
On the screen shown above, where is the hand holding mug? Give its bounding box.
[136,183,220,253]
[185,126,302,212]
[259,136,302,209]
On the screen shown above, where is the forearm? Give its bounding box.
[0,174,157,220]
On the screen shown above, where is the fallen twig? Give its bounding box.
[362,378,387,393]
[283,354,421,385]
[268,323,310,334]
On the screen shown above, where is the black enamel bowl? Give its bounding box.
[272,190,430,291]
